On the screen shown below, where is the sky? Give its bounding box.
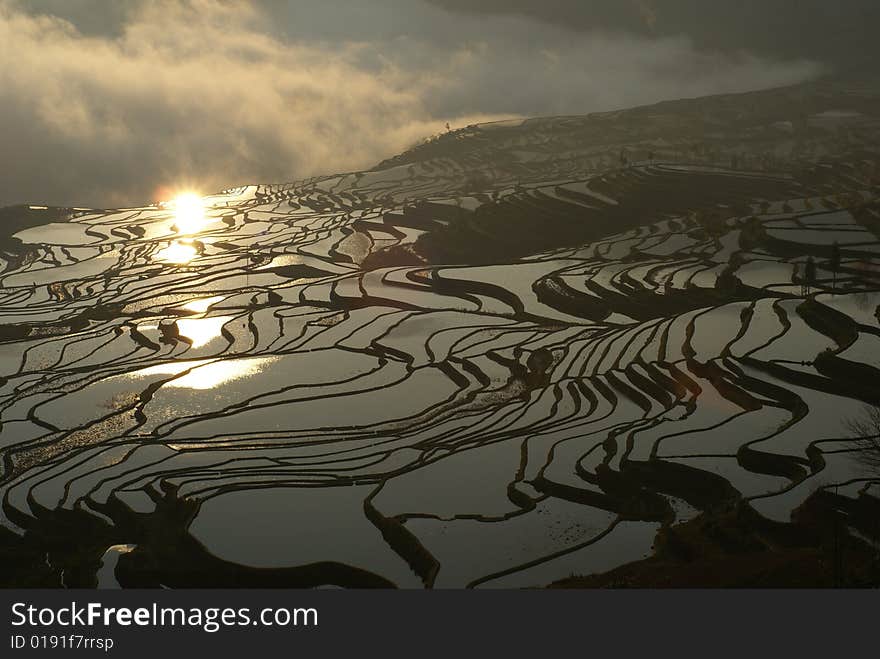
[1,0,873,209]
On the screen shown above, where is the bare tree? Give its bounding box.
[829,241,841,292]
[846,405,880,473]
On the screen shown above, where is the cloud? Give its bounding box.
[0,0,821,208]
[0,0,502,207]
[427,0,880,67]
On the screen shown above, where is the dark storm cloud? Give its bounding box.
[428,0,880,68]
[1,0,822,209]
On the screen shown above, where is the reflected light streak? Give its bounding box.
[126,356,276,390]
[166,357,278,390]
[156,241,197,263]
[177,315,233,348]
[180,295,225,313]
[131,361,204,378]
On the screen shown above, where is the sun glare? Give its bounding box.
[156,241,198,264]
[173,192,206,234]
[166,357,278,390]
[177,315,234,348]
[180,295,226,314]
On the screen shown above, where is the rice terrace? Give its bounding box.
[1,75,880,589]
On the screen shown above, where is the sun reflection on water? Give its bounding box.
[177,315,233,348]
[167,357,277,390]
[180,296,225,313]
[156,241,198,263]
[129,356,277,390]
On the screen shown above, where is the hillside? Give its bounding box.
[1,76,879,588]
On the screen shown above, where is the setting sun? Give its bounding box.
[172,192,206,234]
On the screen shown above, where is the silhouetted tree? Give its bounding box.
[830,241,841,292]
[804,256,817,296]
[846,405,880,474]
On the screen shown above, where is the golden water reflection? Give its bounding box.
[180,296,225,313]
[131,356,277,390]
[167,357,277,390]
[177,315,233,348]
[156,241,197,264]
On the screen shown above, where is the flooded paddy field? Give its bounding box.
[2,77,880,588]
